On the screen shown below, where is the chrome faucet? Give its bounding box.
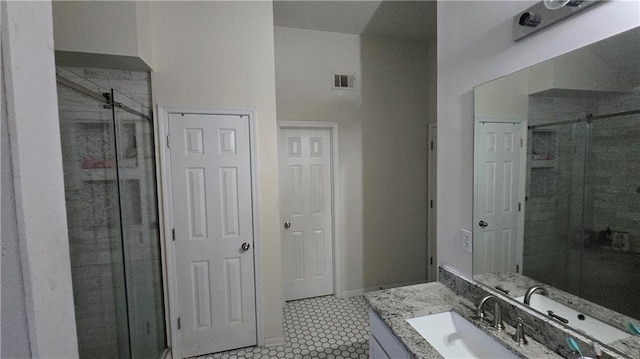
[524,285,548,305]
[476,295,505,331]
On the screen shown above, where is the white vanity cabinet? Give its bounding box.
[369,310,411,359]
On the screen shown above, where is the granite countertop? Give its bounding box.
[365,282,563,359]
[474,272,640,358]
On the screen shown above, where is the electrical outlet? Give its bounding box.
[461,229,472,253]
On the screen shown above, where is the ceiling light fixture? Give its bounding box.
[514,0,601,41]
[543,0,585,10]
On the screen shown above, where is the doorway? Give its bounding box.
[473,121,526,275]
[159,107,260,358]
[278,122,341,301]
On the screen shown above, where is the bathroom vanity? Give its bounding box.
[366,266,637,359]
[365,270,567,358]
[366,282,560,358]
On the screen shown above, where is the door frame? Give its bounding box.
[277,121,342,298]
[473,117,527,275]
[427,123,437,282]
[157,105,263,358]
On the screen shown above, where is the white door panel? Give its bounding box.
[279,128,333,301]
[169,114,256,357]
[475,122,523,275]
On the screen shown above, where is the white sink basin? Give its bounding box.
[515,294,631,344]
[406,311,518,359]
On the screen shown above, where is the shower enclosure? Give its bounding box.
[56,67,166,358]
[524,106,640,320]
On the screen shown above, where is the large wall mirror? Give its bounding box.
[473,26,640,357]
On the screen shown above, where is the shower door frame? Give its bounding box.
[156,105,264,358]
[56,71,169,358]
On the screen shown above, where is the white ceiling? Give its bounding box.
[273,1,437,42]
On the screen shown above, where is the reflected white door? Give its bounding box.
[279,127,333,301]
[169,114,256,357]
[474,122,523,274]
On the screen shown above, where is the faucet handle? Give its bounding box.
[512,317,535,346]
[520,317,536,331]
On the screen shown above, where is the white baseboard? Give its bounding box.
[340,280,428,298]
[341,287,375,298]
[264,337,285,347]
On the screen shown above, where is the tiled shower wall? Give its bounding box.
[584,93,640,318]
[592,89,640,253]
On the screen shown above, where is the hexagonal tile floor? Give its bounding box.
[195,295,369,359]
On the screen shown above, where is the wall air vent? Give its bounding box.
[332,73,356,90]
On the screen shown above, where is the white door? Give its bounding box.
[169,113,256,357]
[474,122,523,274]
[279,127,333,301]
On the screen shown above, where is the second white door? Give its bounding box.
[169,113,256,357]
[474,122,523,275]
[279,127,334,301]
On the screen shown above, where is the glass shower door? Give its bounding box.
[523,122,587,294]
[524,112,640,319]
[113,90,166,358]
[581,113,640,319]
[57,67,166,359]
[57,74,131,359]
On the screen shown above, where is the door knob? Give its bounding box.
[479,220,488,228]
[241,242,250,251]
[284,221,291,229]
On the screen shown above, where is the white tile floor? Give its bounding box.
[196,295,369,359]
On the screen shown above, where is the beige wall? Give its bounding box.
[52,1,152,69]
[149,1,282,342]
[475,44,635,122]
[274,26,430,293]
[1,1,78,356]
[437,0,640,277]
[135,1,153,68]
[53,1,138,56]
[475,70,529,120]
[528,47,635,95]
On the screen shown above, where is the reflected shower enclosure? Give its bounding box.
[524,100,640,320]
[56,67,166,358]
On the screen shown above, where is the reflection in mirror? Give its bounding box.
[474,27,640,357]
